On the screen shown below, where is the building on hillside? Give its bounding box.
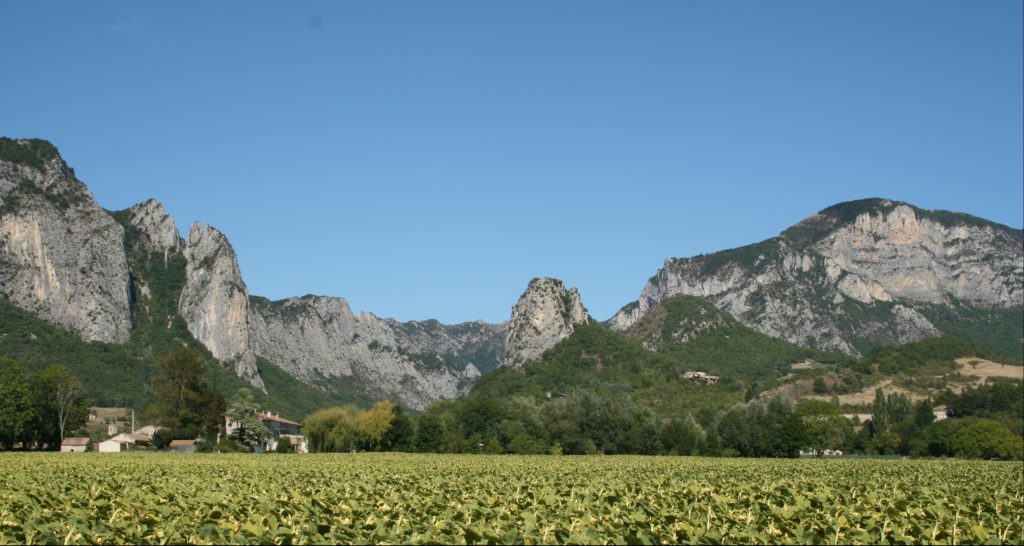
[683,371,720,385]
[61,437,90,453]
[168,439,197,453]
[932,405,948,421]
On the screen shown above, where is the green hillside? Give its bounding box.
[471,295,1017,418]
[623,295,848,380]
[0,297,364,421]
[471,297,844,419]
[476,322,753,418]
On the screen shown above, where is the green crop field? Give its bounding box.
[0,453,1021,545]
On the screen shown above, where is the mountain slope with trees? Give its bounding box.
[610,198,1023,357]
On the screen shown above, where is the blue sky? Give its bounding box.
[3,1,1022,323]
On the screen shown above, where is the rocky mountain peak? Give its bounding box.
[179,222,264,390]
[501,277,590,369]
[610,198,1023,356]
[0,138,132,343]
[126,199,181,255]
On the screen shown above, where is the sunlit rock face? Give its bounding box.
[0,140,131,343]
[179,222,264,390]
[249,295,505,410]
[502,277,590,369]
[610,199,1023,355]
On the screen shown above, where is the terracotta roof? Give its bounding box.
[257,412,300,426]
[62,437,89,446]
[169,439,197,447]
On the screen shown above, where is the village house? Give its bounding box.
[169,439,197,453]
[60,437,90,453]
[225,411,308,453]
[800,448,844,457]
[97,428,155,453]
[258,412,308,453]
[98,436,131,453]
[134,425,162,438]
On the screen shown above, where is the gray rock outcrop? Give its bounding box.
[179,222,264,390]
[0,139,132,343]
[248,295,504,409]
[610,199,1024,355]
[125,199,181,256]
[502,277,590,369]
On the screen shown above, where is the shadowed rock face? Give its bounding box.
[179,222,264,390]
[502,277,590,369]
[248,295,504,410]
[610,199,1023,355]
[0,140,132,343]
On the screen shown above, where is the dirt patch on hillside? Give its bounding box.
[769,358,1022,405]
[955,358,1023,382]
[806,379,929,405]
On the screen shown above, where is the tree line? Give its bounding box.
[0,357,88,450]
[303,381,1022,460]
[0,347,280,452]
[4,344,1018,460]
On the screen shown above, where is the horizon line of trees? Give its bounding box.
[3,345,1019,461]
[303,380,1022,461]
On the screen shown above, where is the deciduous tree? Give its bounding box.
[0,358,32,450]
[30,365,88,448]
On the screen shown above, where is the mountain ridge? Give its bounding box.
[2,137,1022,418]
[0,137,508,411]
[609,198,1023,357]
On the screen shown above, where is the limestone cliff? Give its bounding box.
[502,277,590,369]
[179,222,264,390]
[248,295,504,409]
[0,138,132,343]
[125,199,181,256]
[610,199,1024,355]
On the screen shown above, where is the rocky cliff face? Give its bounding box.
[248,295,504,409]
[502,277,590,369]
[0,139,132,343]
[125,199,181,256]
[179,222,264,390]
[0,137,513,408]
[610,199,1024,355]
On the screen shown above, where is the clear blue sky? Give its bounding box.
[3,1,1022,324]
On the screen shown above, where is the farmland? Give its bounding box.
[0,453,1021,544]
